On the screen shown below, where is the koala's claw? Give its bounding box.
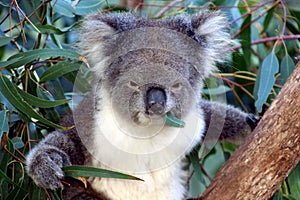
[246,114,260,131]
[26,146,71,190]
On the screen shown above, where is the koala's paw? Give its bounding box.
[246,114,260,131]
[26,145,71,190]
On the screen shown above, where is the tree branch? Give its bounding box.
[198,61,300,200]
[233,35,300,50]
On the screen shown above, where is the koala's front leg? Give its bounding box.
[26,131,74,190]
[199,99,259,145]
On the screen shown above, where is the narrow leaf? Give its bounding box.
[11,137,24,149]
[288,164,300,199]
[54,0,75,17]
[255,51,279,112]
[17,87,69,108]
[163,112,185,128]
[0,75,69,130]
[74,0,104,15]
[202,85,231,95]
[35,24,64,35]
[0,1,9,7]
[0,169,19,187]
[0,134,14,172]
[262,7,274,33]
[189,150,203,182]
[240,15,252,67]
[62,165,143,181]
[287,0,300,12]
[0,49,80,69]
[0,110,9,140]
[0,37,12,47]
[39,61,81,82]
[36,88,60,123]
[29,183,46,200]
[280,54,295,84]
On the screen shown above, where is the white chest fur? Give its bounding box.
[89,161,189,200]
[84,98,205,200]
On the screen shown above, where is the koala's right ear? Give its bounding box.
[78,13,137,74]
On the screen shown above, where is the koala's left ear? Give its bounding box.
[78,13,137,76]
[190,11,232,64]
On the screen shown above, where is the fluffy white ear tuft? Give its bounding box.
[78,13,137,78]
[191,11,232,69]
[79,15,115,61]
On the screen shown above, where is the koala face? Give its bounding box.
[104,49,200,126]
[112,66,195,126]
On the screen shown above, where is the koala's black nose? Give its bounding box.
[146,88,166,115]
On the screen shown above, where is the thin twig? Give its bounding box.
[3,145,26,165]
[233,35,300,50]
[154,0,186,18]
[13,0,41,33]
[4,0,51,34]
[279,0,287,36]
[229,0,275,25]
[231,1,280,39]
[212,74,255,100]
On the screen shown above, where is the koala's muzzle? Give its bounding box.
[146,88,166,116]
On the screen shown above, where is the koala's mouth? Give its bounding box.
[132,110,167,126]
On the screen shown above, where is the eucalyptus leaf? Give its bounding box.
[202,85,231,95]
[240,14,252,67]
[287,0,300,12]
[0,1,9,7]
[0,75,69,130]
[189,150,203,182]
[36,88,60,124]
[0,134,14,173]
[255,51,279,112]
[29,183,46,200]
[74,0,105,15]
[39,61,81,82]
[35,24,64,35]
[0,110,9,140]
[63,165,143,181]
[0,37,12,47]
[54,0,75,17]
[11,137,24,149]
[280,54,295,85]
[262,7,275,33]
[0,169,17,187]
[17,87,69,108]
[163,112,185,128]
[0,49,80,69]
[288,164,300,199]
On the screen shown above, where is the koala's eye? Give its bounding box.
[128,81,140,91]
[171,83,182,93]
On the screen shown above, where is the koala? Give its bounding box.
[26,11,258,200]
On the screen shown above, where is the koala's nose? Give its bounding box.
[146,88,166,115]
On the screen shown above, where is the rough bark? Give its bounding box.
[198,62,300,200]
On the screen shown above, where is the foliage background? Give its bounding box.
[0,0,299,199]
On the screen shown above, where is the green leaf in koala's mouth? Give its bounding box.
[163,112,185,128]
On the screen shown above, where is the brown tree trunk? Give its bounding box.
[198,62,300,200]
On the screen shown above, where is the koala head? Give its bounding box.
[105,49,199,126]
[79,11,231,126]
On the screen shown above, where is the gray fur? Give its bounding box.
[26,11,257,200]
